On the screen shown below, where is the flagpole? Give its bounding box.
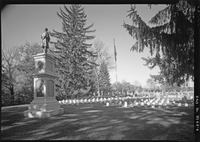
[113,38,118,83]
[115,59,118,82]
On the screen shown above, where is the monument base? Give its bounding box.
[24,97,64,118]
[24,108,64,118]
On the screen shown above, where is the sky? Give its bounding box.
[2,4,167,86]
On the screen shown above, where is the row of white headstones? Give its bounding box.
[59,96,191,108]
[119,97,190,108]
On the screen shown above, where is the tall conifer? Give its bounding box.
[123,1,194,86]
[98,61,111,96]
[50,5,97,98]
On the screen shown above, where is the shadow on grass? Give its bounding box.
[1,103,194,140]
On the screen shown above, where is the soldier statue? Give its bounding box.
[41,28,50,53]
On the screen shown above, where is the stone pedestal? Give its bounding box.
[24,53,64,118]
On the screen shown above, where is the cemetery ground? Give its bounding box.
[1,103,194,140]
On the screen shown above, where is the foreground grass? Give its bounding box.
[1,103,194,140]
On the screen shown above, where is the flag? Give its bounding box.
[114,39,117,61]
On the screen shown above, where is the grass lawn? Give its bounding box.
[1,103,194,140]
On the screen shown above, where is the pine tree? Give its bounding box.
[50,5,97,99]
[123,1,194,86]
[98,61,111,96]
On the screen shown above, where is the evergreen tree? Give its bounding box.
[123,1,194,86]
[50,5,97,99]
[98,61,111,96]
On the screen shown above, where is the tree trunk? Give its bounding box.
[10,84,15,105]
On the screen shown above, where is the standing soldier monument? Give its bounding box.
[24,28,64,118]
[41,28,50,53]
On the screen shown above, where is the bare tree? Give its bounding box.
[2,42,41,106]
[89,39,114,96]
[2,44,20,104]
[90,39,114,69]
